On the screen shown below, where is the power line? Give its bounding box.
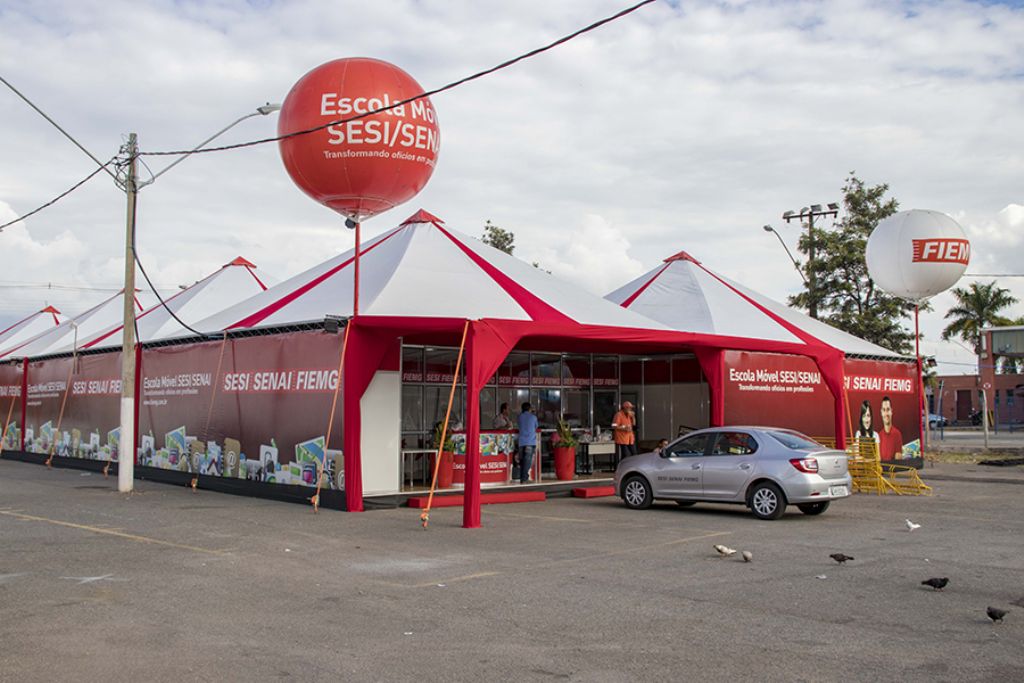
[0,74,119,183]
[140,0,658,158]
[0,159,117,231]
[963,273,1024,277]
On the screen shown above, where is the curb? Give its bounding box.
[921,473,1024,486]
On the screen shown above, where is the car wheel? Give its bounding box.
[675,500,696,508]
[796,501,830,516]
[748,482,786,520]
[621,475,653,510]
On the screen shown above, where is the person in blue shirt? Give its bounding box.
[517,402,538,484]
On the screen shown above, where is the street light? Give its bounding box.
[117,103,280,493]
[762,225,807,284]
[781,203,839,319]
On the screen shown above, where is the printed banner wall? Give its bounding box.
[1,361,24,449]
[138,331,345,489]
[844,357,921,461]
[24,353,122,460]
[722,351,834,437]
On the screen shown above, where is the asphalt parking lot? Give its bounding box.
[1,459,1022,682]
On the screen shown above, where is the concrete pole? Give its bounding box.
[118,134,138,493]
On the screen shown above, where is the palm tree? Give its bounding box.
[941,281,1019,355]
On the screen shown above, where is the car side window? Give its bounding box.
[710,432,758,456]
[666,433,711,457]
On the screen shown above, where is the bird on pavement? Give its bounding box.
[830,553,854,565]
[741,550,753,563]
[921,577,949,591]
[987,607,1007,623]
[713,544,737,557]
[905,518,921,532]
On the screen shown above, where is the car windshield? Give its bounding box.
[765,429,827,451]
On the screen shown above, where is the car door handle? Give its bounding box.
[691,463,701,470]
[739,463,751,470]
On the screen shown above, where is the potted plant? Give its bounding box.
[552,418,578,481]
[431,422,455,489]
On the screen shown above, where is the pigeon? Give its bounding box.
[905,518,921,532]
[921,577,949,591]
[986,607,1007,623]
[741,550,753,563]
[830,553,854,565]
[714,544,737,557]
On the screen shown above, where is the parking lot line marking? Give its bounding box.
[524,530,733,570]
[0,510,229,556]
[483,510,594,523]
[385,530,733,589]
[409,571,501,588]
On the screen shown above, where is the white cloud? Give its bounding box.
[529,214,646,294]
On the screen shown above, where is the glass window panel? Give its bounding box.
[531,388,561,430]
[479,386,497,429]
[499,352,531,387]
[563,354,591,387]
[593,355,618,387]
[424,348,461,384]
[424,385,465,432]
[621,359,643,384]
[643,359,671,385]
[402,347,423,383]
[531,353,562,387]
[594,390,618,433]
[401,385,423,432]
[563,389,590,430]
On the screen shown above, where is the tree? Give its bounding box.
[788,174,916,355]
[941,282,1018,362]
[481,220,514,255]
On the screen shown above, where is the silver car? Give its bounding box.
[614,427,851,520]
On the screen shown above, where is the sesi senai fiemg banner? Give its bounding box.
[138,331,345,489]
[24,353,122,460]
[844,357,920,461]
[723,351,833,437]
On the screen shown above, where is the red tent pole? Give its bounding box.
[463,323,482,528]
[353,220,361,317]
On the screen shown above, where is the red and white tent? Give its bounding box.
[0,306,63,356]
[606,250,902,359]
[0,290,154,360]
[74,257,274,352]
[205,210,851,526]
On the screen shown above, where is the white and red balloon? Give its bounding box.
[865,209,970,302]
[277,57,440,220]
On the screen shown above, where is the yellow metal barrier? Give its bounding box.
[845,439,931,496]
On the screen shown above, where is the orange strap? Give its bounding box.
[45,362,76,467]
[0,394,16,458]
[311,323,351,512]
[421,321,470,527]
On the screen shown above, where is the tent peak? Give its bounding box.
[400,209,444,226]
[225,256,257,268]
[41,305,61,314]
[663,250,700,264]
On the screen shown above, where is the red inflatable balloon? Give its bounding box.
[278,58,440,220]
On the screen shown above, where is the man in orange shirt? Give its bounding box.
[612,400,637,465]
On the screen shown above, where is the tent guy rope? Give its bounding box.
[421,320,470,529]
[311,322,351,513]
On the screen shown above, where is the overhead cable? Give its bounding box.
[139,0,658,158]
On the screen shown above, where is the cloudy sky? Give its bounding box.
[1,0,1021,375]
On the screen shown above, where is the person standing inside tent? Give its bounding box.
[612,401,637,464]
[517,403,538,484]
[492,402,514,430]
[877,396,905,461]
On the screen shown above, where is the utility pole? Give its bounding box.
[118,133,138,493]
[782,203,839,320]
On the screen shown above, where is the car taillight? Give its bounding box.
[790,457,819,473]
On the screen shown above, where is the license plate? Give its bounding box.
[829,485,849,497]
